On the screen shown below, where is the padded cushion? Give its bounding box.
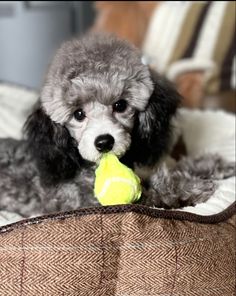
[0,205,235,296]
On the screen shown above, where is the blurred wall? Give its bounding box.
[0,1,95,90]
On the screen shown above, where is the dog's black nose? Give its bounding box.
[95,134,114,152]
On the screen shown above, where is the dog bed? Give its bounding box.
[0,84,235,295]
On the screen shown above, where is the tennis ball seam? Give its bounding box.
[96,177,139,200]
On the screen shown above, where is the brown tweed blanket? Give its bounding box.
[0,204,235,296]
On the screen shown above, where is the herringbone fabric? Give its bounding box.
[0,206,235,296]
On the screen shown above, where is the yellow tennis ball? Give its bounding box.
[94,153,142,206]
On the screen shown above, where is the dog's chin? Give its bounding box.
[78,144,130,164]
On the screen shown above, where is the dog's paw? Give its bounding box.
[140,165,217,209]
[175,154,236,180]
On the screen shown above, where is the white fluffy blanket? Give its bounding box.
[0,84,235,226]
[173,109,235,215]
[0,84,38,139]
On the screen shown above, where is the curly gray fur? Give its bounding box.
[0,139,98,217]
[0,138,234,216]
[41,33,153,124]
[142,155,235,208]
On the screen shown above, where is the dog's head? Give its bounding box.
[25,34,181,184]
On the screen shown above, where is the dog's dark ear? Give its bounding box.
[123,69,181,167]
[24,107,82,185]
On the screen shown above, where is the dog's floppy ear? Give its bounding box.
[123,69,181,167]
[24,107,82,185]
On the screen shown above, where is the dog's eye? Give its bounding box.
[74,109,86,121]
[113,99,127,113]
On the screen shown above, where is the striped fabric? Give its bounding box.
[0,206,235,296]
[143,1,236,95]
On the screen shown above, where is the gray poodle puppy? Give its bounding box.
[0,34,234,217]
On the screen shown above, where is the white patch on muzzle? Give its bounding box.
[78,117,131,163]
